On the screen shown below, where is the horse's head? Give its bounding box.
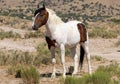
[32,4,49,30]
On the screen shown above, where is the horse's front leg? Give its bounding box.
[45,36,56,78]
[50,46,56,78]
[60,44,66,78]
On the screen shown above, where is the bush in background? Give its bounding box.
[89,26,118,38]
[0,29,21,40]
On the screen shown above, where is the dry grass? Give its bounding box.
[0,29,21,40]
[61,63,120,84]
[8,65,40,84]
[88,23,120,39]
[115,40,120,47]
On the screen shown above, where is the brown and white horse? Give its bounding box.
[32,4,92,78]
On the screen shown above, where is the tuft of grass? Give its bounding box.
[21,66,40,84]
[8,65,40,84]
[25,30,44,38]
[0,29,21,40]
[61,63,120,84]
[62,71,111,84]
[34,43,51,65]
[0,43,52,66]
[111,19,120,24]
[0,50,35,66]
[96,63,120,79]
[0,42,61,66]
[89,26,118,39]
[91,55,104,61]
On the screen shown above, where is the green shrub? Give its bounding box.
[89,27,118,38]
[25,30,44,38]
[96,63,120,78]
[62,63,120,84]
[34,43,51,65]
[0,43,51,66]
[21,66,40,84]
[0,51,33,66]
[62,71,111,84]
[111,19,120,24]
[7,65,40,84]
[0,30,21,40]
[91,55,104,61]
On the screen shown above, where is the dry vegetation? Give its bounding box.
[0,0,120,84]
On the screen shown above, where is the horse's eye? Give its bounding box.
[40,14,43,16]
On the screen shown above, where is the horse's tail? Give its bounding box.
[79,44,85,68]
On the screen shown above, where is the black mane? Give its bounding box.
[34,8,45,17]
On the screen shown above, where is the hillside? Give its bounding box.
[0,0,120,22]
[0,0,120,84]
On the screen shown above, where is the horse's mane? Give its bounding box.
[46,8,64,24]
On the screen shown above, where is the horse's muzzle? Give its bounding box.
[32,25,38,30]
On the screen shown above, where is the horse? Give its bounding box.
[32,4,92,78]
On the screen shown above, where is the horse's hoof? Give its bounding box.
[72,71,77,76]
[51,73,56,78]
[62,74,66,78]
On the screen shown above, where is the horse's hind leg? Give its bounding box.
[71,46,79,75]
[50,46,56,78]
[81,42,92,74]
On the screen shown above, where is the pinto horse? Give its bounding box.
[32,4,92,78]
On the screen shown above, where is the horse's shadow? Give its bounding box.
[40,72,72,78]
[117,50,120,52]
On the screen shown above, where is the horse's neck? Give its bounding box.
[45,13,64,37]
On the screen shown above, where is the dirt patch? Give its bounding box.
[0,26,120,84]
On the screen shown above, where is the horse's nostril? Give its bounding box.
[32,25,38,30]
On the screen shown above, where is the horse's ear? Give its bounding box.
[43,4,46,9]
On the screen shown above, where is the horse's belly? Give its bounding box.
[66,35,80,47]
[67,28,80,45]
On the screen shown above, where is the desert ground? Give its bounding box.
[0,25,119,84]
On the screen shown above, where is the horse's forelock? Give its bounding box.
[34,8,45,17]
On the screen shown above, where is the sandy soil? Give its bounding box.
[0,26,120,84]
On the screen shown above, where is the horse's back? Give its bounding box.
[64,21,82,45]
[54,20,83,46]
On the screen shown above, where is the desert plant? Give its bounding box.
[21,66,40,84]
[25,30,44,38]
[91,55,104,61]
[0,50,35,66]
[7,65,40,84]
[0,30,21,40]
[62,71,111,84]
[34,43,51,65]
[61,63,120,84]
[89,26,118,38]
[111,19,120,24]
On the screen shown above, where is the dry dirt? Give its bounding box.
[0,26,120,84]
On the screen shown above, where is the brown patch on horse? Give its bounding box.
[77,23,87,42]
[45,36,56,49]
[33,6,49,30]
[41,10,49,25]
